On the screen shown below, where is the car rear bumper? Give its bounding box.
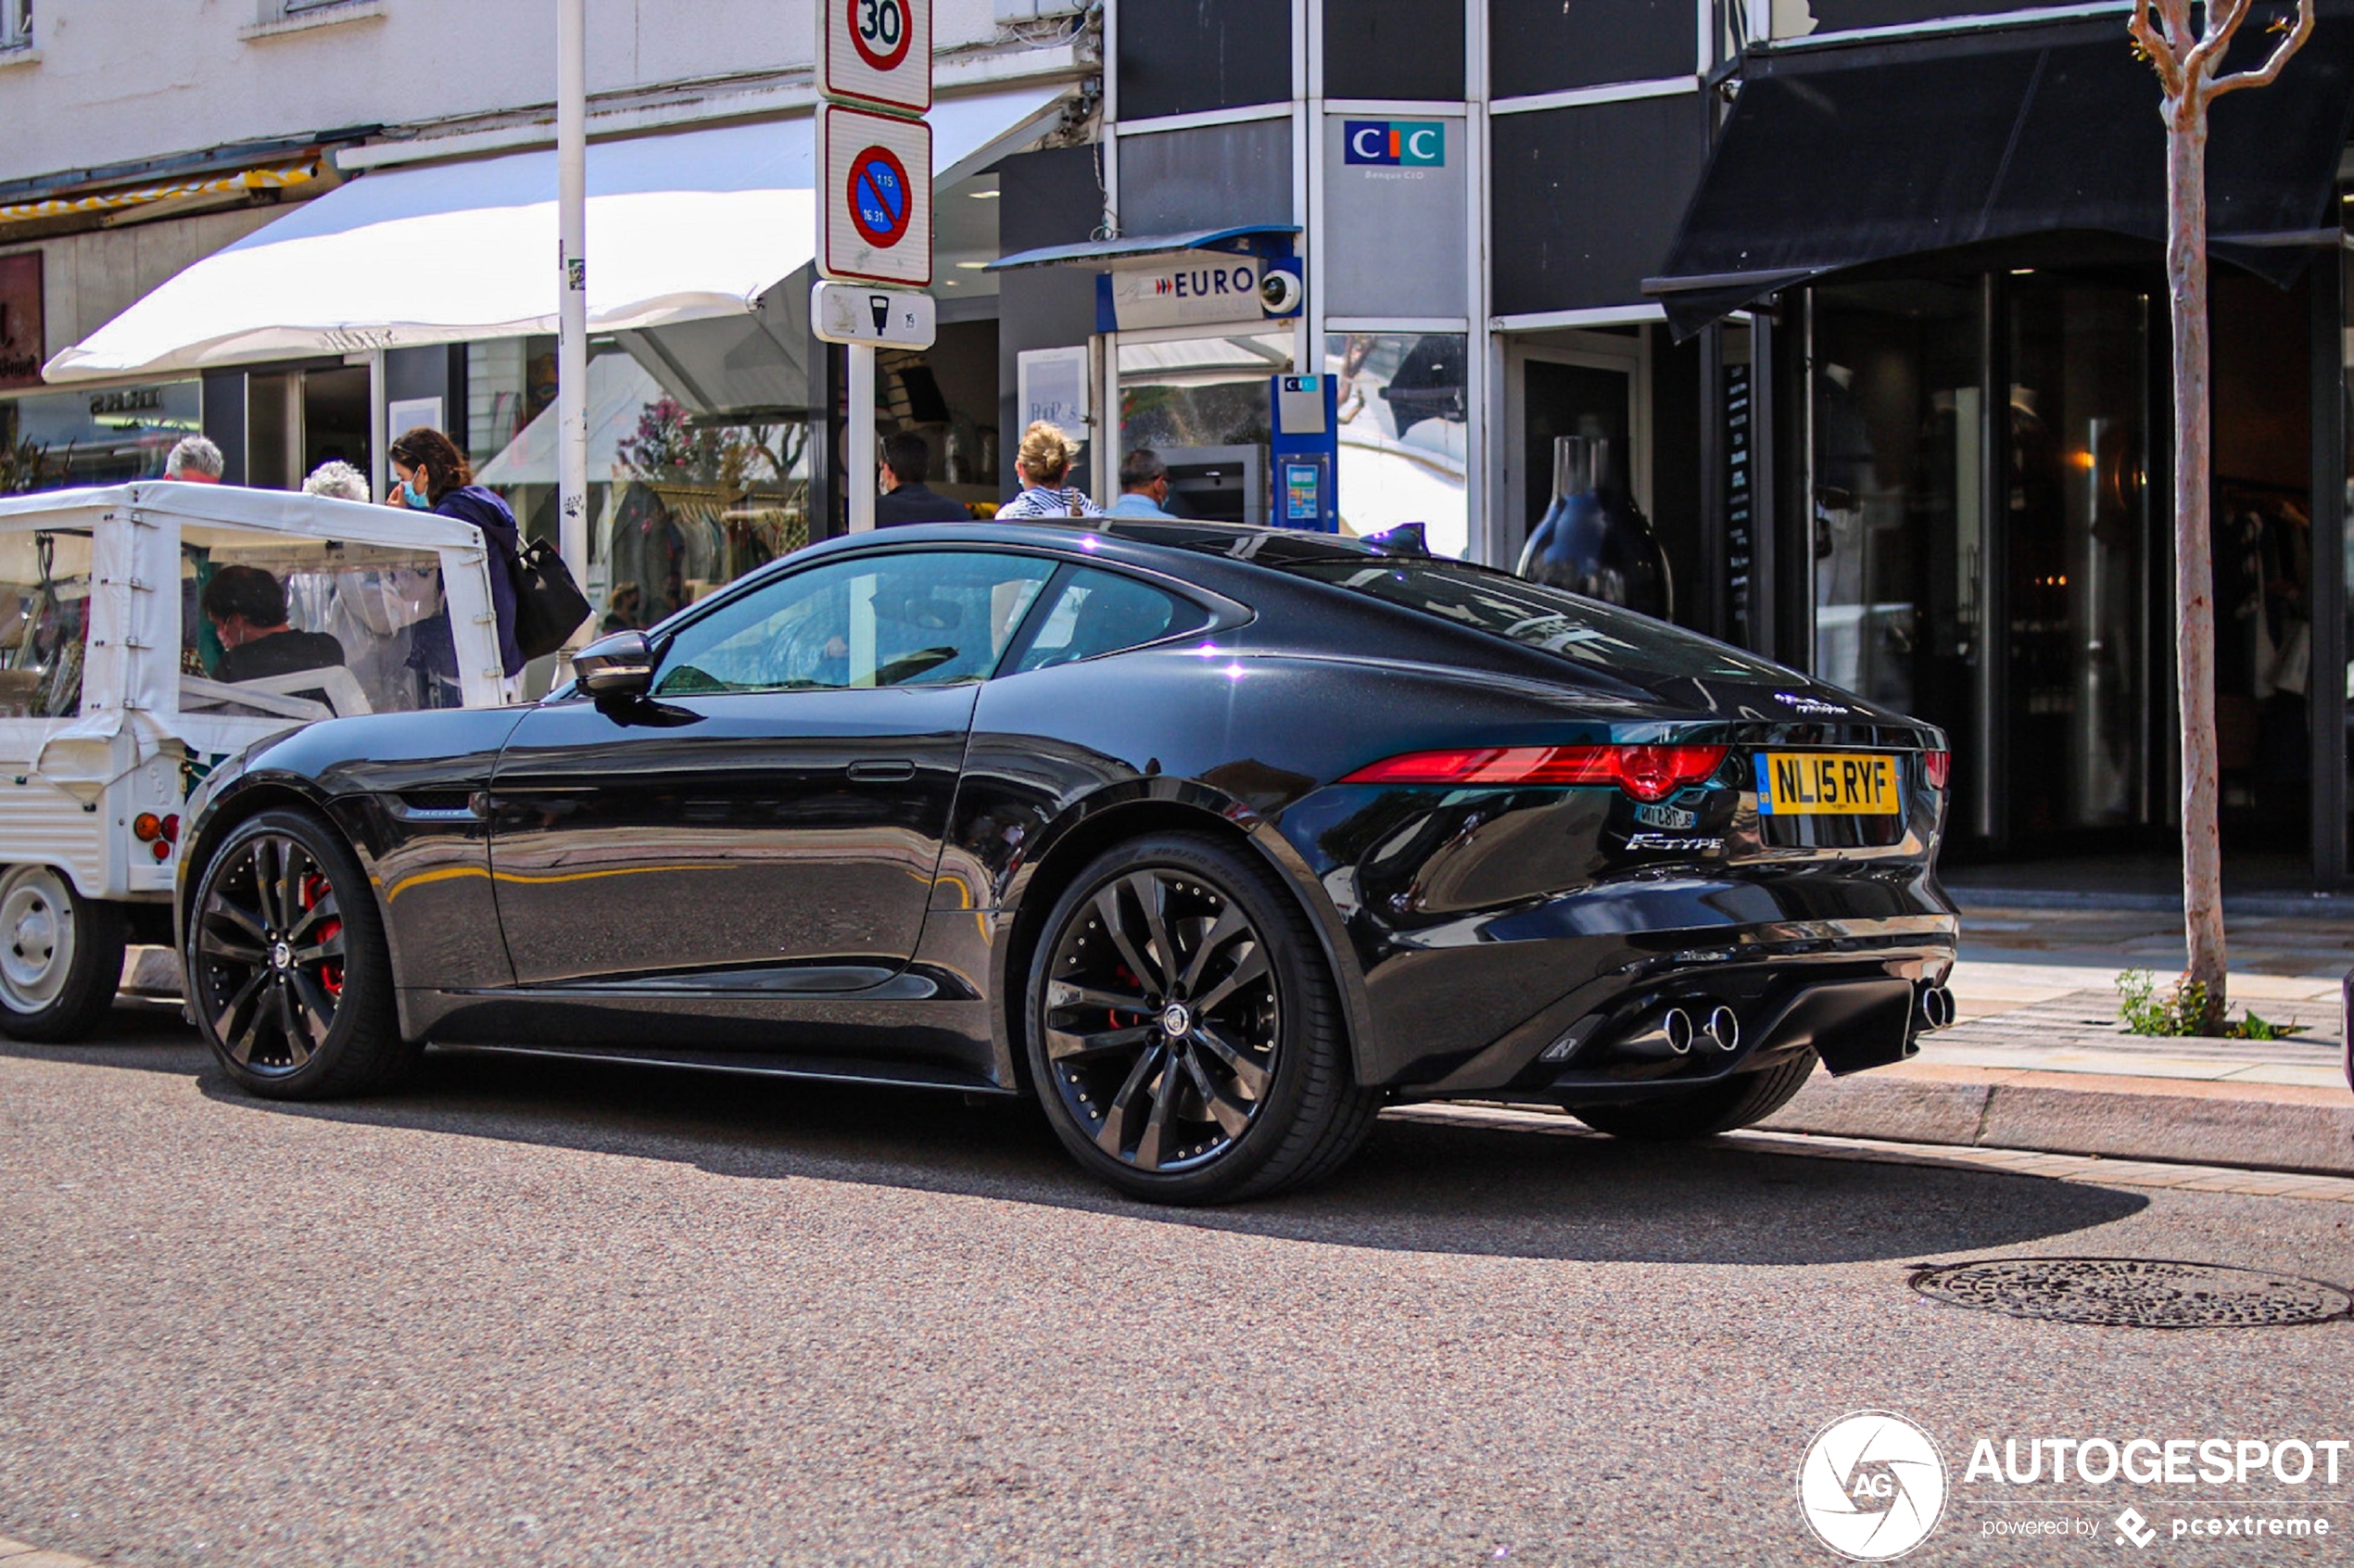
[1329,868,1957,1092]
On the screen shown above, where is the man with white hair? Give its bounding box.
[302,460,369,502]
[164,435,224,484]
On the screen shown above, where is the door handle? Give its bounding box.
[846,759,917,783]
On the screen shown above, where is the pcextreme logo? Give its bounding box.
[1798,1410,1950,1561]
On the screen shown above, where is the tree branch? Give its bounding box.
[2206,0,2317,98]
[2183,0,2257,80]
[2129,0,2188,97]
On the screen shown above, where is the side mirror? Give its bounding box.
[573,629,654,700]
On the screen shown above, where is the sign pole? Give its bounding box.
[555,0,590,629]
[847,344,876,534]
[819,0,931,539]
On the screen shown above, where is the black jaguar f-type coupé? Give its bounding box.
[178,518,1958,1203]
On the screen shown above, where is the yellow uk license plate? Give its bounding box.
[1755,752,1902,816]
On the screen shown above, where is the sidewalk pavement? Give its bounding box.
[1757,904,2354,1175]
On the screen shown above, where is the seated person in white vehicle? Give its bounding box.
[202,565,347,683]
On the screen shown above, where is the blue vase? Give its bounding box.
[1514,436,1673,620]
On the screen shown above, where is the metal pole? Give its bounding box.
[367,347,387,503]
[847,343,876,533]
[556,0,590,608]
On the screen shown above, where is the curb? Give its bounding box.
[1762,1066,2354,1177]
[0,1538,105,1567]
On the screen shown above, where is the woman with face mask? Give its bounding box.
[387,427,526,680]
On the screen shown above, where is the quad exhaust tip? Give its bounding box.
[1653,1006,1695,1055]
[1920,985,1955,1030]
[1703,1005,1740,1053]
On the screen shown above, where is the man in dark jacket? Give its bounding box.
[874,431,971,526]
[202,566,346,682]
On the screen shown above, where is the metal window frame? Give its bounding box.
[1,0,31,49]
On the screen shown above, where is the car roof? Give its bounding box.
[780,515,1405,581]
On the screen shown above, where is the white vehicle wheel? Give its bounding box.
[0,866,126,1043]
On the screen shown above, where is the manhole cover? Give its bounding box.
[1909,1258,2353,1329]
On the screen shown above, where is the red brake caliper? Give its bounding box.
[299,873,344,997]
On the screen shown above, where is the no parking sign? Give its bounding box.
[819,103,932,286]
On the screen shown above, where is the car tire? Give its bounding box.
[185,807,413,1099]
[1025,830,1379,1205]
[1565,1050,1819,1141]
[0,865,127,1043]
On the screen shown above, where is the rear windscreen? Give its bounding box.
[1177,530,1793,682]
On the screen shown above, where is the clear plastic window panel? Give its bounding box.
[0,529,93,718]
[178,530,458,721]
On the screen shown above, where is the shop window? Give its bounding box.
[653,551,1057,695]
[469,348,811,635]
[2,382,202,493]
[1116,0,1291,120]
[1323,0,1462,101]
[1489,0,1695,98]
[1118,333,1294,525]
[1012,568,1212,672]
[1328,333,1469,558]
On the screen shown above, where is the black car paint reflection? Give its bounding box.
[180,519,1957,1109]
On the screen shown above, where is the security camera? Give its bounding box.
[1259,267,1303,317]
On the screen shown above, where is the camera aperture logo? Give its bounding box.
[1799,1411,1949,1561]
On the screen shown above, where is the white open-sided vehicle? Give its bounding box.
[0,481,510,1039]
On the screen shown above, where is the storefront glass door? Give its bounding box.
[1805,275,2158,854]
[2003,277,2157,843]
[1805,280,1993,833]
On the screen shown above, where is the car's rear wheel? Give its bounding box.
[0,865,126,1043]
[1025,831,1378,1204]
[186,808,411,1099]
[1564,1051,1818,1141]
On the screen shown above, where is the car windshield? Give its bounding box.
[1163,528,1792,681]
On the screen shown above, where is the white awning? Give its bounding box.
[43,86,1069,386]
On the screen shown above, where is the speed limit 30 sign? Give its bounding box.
[822,0,930,116]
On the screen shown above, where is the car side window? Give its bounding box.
[1010,567,1213,674]
[653,551,1057,696]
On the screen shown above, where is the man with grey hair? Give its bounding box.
[163,435,224,484]
[1104,447,1175,519]
[301,460,369,502]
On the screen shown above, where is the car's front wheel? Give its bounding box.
[0,865,126,1042]
[186,808,411,1099]
[1025,831,1379,1204]
[1564,1051,1819,1140]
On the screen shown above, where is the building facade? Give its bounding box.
[1025,0,2349,892]
[5,0,2350,891]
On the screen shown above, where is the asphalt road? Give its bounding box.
[4,1007,2351,1567]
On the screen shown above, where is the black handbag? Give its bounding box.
[504,534,592,661]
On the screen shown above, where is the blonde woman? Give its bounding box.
[994,421,1102,519]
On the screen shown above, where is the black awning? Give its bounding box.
[1648,14,2354,335]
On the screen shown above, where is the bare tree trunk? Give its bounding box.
[2163,101,2228,1032]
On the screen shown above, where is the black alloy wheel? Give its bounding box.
[188,808,411,1099]
[1026,831,1380,1204]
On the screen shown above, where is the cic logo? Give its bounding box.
[1797,1411,1949,1561]
[1343,120,1445,166]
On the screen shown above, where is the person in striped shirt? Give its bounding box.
[993,421,1101,520]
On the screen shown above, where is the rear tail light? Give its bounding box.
[133,813,161,841]
[1342,744,1729,803]
[1922,750,1951,790]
